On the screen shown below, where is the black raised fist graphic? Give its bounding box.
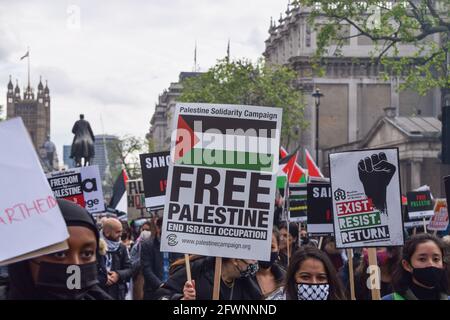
[358,152,396,214]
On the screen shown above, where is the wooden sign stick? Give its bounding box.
[184,254,192,283]
[423,217,428,233]
[413,227,417,235]
[367,248,381,300]
[318,237,324,250]
[212,257,222,300]
[347,249,356,300]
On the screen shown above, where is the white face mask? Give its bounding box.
[296,283,330,300]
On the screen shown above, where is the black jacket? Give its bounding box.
[140,237,180,297]
[154,257,263,300]
[100,244,133,300]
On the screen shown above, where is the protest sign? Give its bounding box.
[288,183,307,223]
[329,148,404,248]
[0,118,69,265]
[139,151,170,210]
[160,102,282,261]
[307,182,334,236]
[127,179,151,221]
[47,165,105,214]
[428,199,449,231]
[406,190,434,219]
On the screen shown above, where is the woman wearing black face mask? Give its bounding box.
[7,200,112,300]
[383,234,449,300]
[154,256,262,300]
[268,246,346,300]
[255,227,285,298]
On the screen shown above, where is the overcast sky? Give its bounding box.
[0,0,288,162]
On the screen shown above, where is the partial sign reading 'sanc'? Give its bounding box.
[160,103,282,261]
[329,149,404,248]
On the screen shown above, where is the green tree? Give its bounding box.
[0,104,4,121]
[294,0,449,95]
[180,58,306,148]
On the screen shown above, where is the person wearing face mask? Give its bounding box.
[268,246,346,300]
[254,227,286,298]
[154,256,262,300]
[383,234,449,300]
[100,217,133,300]
[141,217,182,300]
[7,199,112,300]
[353,247,399,300]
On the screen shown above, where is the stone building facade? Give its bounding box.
[323,109,450,197]
[263,4,443,167]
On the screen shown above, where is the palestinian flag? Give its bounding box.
[109,169,129,219]
[277,146,307,188]
[174,114,277,172]
[305,148,324,178]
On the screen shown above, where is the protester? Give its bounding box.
[7,199,112,300]
[100,218,133,300]
[155,256,262,300]
[268,246,346,300]
[353,247,399,300]
[254,227,286,298]
[130,229,152,300]
[279,222,299,269]
[141,217,181,300]
[382,233,449,300]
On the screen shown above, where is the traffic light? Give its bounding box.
[441,105,450,164]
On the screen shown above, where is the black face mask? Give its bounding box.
[300,236,309,245]
[258,252,279,269]
[412,266,446,289]
[34,261,99,300]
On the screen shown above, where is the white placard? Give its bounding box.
[160,103,282,261]
[0,118,69,264]
[329,148,404,248]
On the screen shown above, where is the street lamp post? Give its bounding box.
[312,88,324,166]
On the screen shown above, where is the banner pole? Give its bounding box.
[212,257,222,300]
[367,248,381,300]
[184,254,192,282]
[318,236,323,250]
[347,249,356,300]
[423,217,428,233]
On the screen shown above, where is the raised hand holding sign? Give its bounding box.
[358,152,396,215]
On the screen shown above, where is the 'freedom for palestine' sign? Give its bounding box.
[160,103,282,261]
[329,148,404,248]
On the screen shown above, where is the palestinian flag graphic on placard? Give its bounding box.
[174,114,277,171]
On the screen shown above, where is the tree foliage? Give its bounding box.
[179,58,306,147]
[294,0,449,95]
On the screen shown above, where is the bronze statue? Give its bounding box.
[70,114,95,167]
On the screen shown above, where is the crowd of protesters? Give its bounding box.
[0,198,449,301]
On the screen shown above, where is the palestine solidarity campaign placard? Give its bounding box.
[161,103,282,261]
[329,148,404,248]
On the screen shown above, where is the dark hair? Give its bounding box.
[279,222,299,241]
[156,216,163,229]
[121,221,132,241]
[392,233,449,294]
[284,246,346,300]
